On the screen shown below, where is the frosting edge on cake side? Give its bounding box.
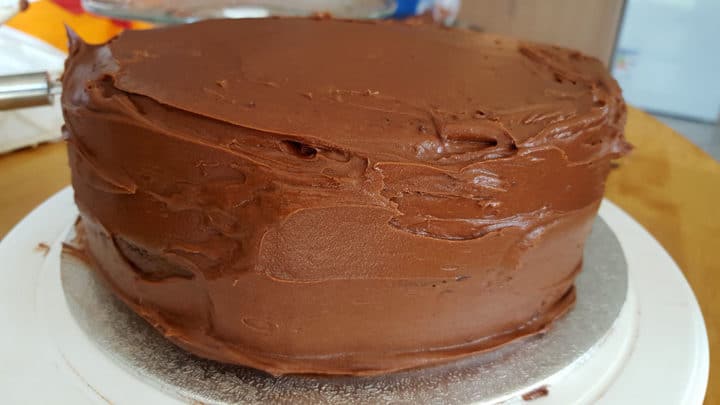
[62,18,629,376]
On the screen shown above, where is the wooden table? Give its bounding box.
[0,107,718,402]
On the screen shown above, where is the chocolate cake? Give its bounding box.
[61,18,629,376]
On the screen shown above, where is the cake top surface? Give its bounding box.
[65,17,626,168]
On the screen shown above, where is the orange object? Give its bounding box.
[6,0,151,52]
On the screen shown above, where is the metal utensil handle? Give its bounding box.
[0,71,62,110]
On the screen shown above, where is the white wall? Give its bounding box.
[612,0,720,122]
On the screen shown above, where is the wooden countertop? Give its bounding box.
[0,107,718,402]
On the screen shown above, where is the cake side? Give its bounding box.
[62,18,629,376]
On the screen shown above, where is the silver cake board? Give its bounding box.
[60,217,627,404]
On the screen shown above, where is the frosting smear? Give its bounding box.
[62,18,629,376]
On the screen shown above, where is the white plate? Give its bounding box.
[0,188,709,404]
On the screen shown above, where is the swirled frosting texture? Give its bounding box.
[62,18,629,376]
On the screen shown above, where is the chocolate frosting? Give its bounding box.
[62,18,629,376]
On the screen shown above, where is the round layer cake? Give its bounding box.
[61,18,629,376]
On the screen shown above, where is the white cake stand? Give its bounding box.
[0,187,709,404]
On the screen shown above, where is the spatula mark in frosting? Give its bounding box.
[61,18,630,375]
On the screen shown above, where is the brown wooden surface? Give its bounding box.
[0,141,69,235]
[0,107,717,402]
